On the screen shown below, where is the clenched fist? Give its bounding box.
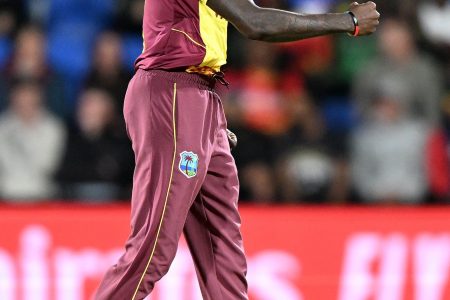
[349,2,380,36]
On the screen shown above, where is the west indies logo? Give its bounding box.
[179,151,199,178]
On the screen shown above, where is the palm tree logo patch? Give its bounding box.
[179,151,199,178]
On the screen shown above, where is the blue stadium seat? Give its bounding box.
[90,0,116,20]
[322,99,356,132]
[47,21,101,106]
[48,0,115,28]
[47,22,99,79]
[0,38,12,69]
[122,34,143,71]
[45,0,117,107]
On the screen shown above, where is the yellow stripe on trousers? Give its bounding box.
[131,83,178,300]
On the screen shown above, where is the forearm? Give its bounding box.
[247,10,354,42]
[208,0,380,42]
[208,0,354,42]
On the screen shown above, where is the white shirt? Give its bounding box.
[0,110,66,201]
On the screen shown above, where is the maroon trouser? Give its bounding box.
[95,69,248,300]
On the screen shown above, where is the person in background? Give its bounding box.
[57,88,134,201]
[0,79,66,201]
[114,0,145,34]
[0,1,27,37]
[418,0,450,47]
[418,0,450,86]
[84,31,131,115]
[240,162,277,203]
[0,25,67,119]
[26,0,52,25]
[225,40,306,202]
[351,78,429,204]
[277,96,350,203]
[353,18,444,126]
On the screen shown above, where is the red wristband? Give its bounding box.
[353,24,360,36]
[347,11,360,37]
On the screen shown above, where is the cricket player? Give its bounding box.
[95,1,380,299]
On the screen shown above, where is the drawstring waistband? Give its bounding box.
[185,65,229,87]
[137,68,229,90]
[212,71,229,87]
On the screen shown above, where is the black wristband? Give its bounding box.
[347,11,360,36]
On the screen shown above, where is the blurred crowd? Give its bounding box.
[0,0,449,205]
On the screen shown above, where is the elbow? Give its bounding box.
[240,24,268,41]
[245,28,267,41]
[231,6,271,41]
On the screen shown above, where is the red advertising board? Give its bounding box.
[0,205,449,300]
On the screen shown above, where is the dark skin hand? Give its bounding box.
[207,0,380,42]
[218,2,379,148]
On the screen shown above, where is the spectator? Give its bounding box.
[225,40,306,202]
[277,97,349,203]
[57,88,133,201]
[418,0,450,46]
[226,40,305,142]
[0,25,67,119]
[115,0,145,34]
[26,0,52,26]
[0,1,447,205]
[278,36,334,102]
[418,0,450,85]
[0,79,66,201]
[353,18,444,125]
[84,31,131,114]
[0,1,27,37]
[240,162,277,203]
[351,79,429,204]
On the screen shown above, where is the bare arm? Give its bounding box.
[207,0,380,42]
